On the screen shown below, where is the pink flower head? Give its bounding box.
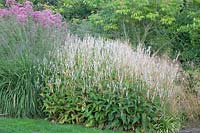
[16,14,27,23]
[51,14,63,27]
[0,9,10,17]
[42,10,52,17]
[24,1,33,14]
[53,13,62,21]
[32,11,41,19]
[16,3,23,7]
[24,1,33,6]
[10,5,19,14]
[5,0,16,7]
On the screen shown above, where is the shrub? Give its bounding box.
[41,35,181,132]
[0,0,66,117]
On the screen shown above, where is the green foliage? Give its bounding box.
[42,79,178,132]
[0,57,43,117]
[51,0,96,20]
[0,3,4,8]
[41,62,180,132]
[87,0,182,46]
[183,67,200,95]
[170,0,200,66]
[153,115,181,133]
[0,18,65,117]
[18,0,103,21]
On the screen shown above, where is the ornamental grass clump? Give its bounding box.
[0,0,66,117]
[42,35,181,132]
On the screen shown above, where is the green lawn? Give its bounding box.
[0,118,122,133]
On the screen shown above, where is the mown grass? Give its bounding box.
[0,118,121,133]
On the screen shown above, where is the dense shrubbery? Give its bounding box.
[42,80,179,132]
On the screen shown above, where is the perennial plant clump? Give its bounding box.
[41,35,181,132]
[51,36,180,100]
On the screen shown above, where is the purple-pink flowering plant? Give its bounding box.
[0,0,66,28]
[0,9,10,17]
[5,0,16,7]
